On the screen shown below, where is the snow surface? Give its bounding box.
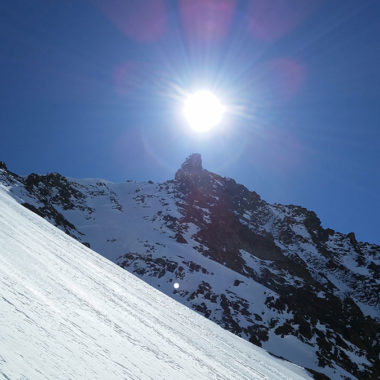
[0,186,311,380]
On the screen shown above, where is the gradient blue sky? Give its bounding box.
[1,0,379,244]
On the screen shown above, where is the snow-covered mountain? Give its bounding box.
[0,185,312,379]
[0,155,378,379]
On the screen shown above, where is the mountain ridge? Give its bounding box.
[1,155,379,379]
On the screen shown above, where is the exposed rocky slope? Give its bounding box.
[0,156,379,379]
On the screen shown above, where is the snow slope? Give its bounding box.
[0,186,311,380]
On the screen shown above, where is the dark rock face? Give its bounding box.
[1,156,379,380]
[24,172,89,211]
[175,153,203,181]
[177,153,203,172]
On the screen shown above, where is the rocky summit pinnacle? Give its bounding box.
[181,153,203,171]
[175,153,204,180]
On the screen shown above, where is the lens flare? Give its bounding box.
[183,90,225,133]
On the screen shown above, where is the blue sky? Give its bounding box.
[1,0,379,244]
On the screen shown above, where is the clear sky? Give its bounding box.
[1,0,379,244]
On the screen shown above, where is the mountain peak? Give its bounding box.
[181,153,203,171]
[0,161,7,170]
[175,153,204,181]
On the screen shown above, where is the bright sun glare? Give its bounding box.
[183,90,225,133]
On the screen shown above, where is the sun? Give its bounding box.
[183,90,225,133]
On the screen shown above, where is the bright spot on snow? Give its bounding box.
[183,90,225,133]
[173,282,180,289]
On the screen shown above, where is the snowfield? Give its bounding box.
[0,186,310,379]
